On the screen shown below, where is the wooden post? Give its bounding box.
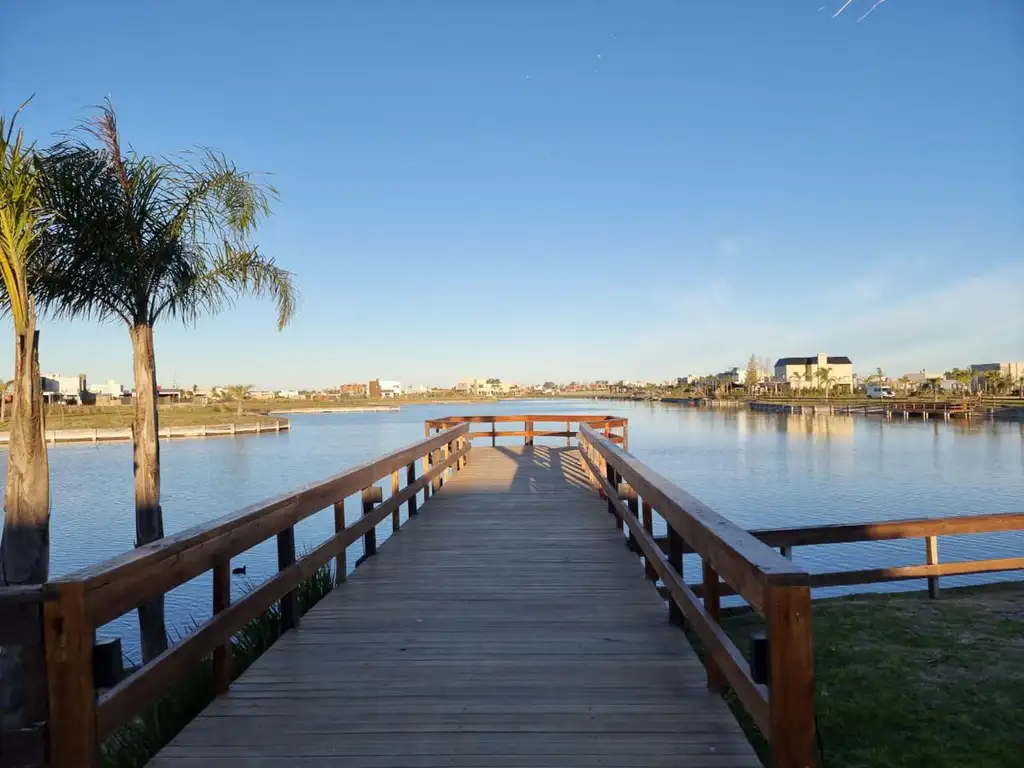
[625,485,639,551]
[642,501,656,580]
[334,500,347,584]
[406,462,418,516]
[667,526,684,627]
[423,451,431,500]
[277,526,299,630]
[613,471,623,531]
[780,545,793,561]
[492,420,496,447]
[212,558,232,695]
[702,560,725,693]
[766,584,816,768]
[44,582,98,768]
[430,449,441,494]
[566,420,571,447]
[361,486,381,558]
[391,470,400,533]
[926,535,940,599]
[605,462,617,518]
[525,419,534,446]
[622,421,629,451]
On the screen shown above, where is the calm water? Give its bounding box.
[2,400,1022,659]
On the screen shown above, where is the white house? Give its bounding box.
[775,354,854,392]
[87,379,123,397]
[377,380,403,398]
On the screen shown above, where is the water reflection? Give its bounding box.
[1,399,1021,659]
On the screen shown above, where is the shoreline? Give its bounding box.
[0,419,290,446]
[268,406,399,414]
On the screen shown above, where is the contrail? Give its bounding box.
[832,0,855,18]
[857,0,887,22]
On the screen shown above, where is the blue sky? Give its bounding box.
[2,1,1022,388]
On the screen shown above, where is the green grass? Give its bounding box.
[100,562,335,768]
[686,583,1024,768]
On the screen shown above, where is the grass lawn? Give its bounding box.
[698,583,1024,768]
[1,404,283,430]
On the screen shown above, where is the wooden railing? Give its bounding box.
[659,513,1024,600]
[425,414,627,448]
[1,423,471,768]
[577,423,816,768]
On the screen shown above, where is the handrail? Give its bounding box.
[577,423,816,768]
[426,414,628,448]
[36,423,472,768]
[660,512,1024,599]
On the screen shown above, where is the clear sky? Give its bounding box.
[2,1,1022,389]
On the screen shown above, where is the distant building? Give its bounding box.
[42,373,86,404]
[971,361,1024,391]
[340,383,367,397]
[249,390,276,400]
[716,367,742,387]
[775,354,854,392]
[277,390,301,399]
[369,379,402,398]
[87,379,123,397]
[455,378,495,396]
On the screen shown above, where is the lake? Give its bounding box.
[2,399,1022,661]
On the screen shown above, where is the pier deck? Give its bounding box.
[148,446,757,766]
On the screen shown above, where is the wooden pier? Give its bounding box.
[4,414,1022,768]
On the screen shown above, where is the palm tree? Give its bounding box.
[35,102,296,662]
[927,376,942,403]
[789,371,803,397]
[225,384,252,416]
[815,366,834,401]
[898,374,911,396]
[0,102,50,720]
[0,101,50,590]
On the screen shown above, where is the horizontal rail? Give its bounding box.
[578,446,770,733]
[40,424,473,768]
[655,512,1024,598]
[577,423,816,768]
[63,424,470,627]
[96,442,468,736]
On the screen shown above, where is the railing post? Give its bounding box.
[926,535,940,599]
[212,558,232,695]
[702,560,725,694]
[406,462,418,516]
[277,526,299,631]
[667,525,684,627]
[625,484,639,551]
[391,470,401,533]
[622,421,629,451]
[430,449,441,494]
[613,471,623,530]
[361,486,381,558]
[566,420,571,447]
[423,449,431,500]
[334,500,347,583]
[605,462,617,518]
[525,419,534,446]
[491,420,496,447]
[642,501,656,580]
[44,582,98,768]
[766,584,816,768]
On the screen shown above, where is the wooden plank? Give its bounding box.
[406,462,418,517]
[151,446,758,768]
[74,424,470,627]
[703,560,725,694]
[391,471,400,533]
[44,582,98,768]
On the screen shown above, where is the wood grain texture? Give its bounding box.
[149,446,757,767]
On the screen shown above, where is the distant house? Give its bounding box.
[971,361,1024,391]
[369,379,402,398]
[455,379,494,397]
[277,390,301,399]
[42,373,87,404]
[775,354,854,392]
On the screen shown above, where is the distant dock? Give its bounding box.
[267,406,399,415]
[0,419,290,446]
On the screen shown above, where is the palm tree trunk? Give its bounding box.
[0,311,50,718]
[130,323,167,663]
